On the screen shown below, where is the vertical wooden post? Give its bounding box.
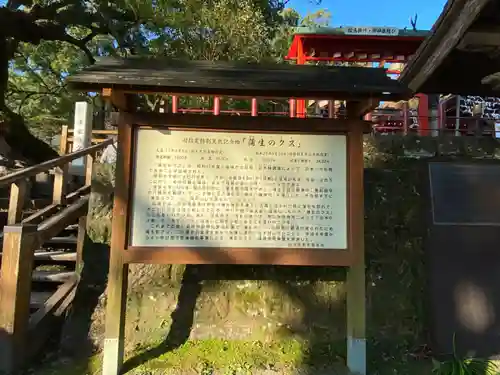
[346,102,366,375]
[53,125,69,205]
[8,179,27,225]
[103,116,131,375]
[75,153,94,274]
[0,224,38,374]
[60,125,69,156]
[328,100,335,118]
[52,163,68,205]
[75,215,86,275]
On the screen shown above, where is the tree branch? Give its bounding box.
[17,51,55,92]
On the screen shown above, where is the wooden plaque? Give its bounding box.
[129,128,348,249]
[113,115,363,266]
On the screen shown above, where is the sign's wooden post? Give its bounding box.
[102,116,131,375]
[346,102,366,375]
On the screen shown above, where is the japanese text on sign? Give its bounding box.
[129,129,347,249]
[344,26,399,36]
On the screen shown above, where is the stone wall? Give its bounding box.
[70,135,500,373]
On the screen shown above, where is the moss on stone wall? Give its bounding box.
[61,135,500,374]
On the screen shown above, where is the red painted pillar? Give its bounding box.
[251,98,258,116]
[213,96,221,115]
[417,93,429,136]
[172,95,178,113]
[289,99,296,118]
[296,37,307,118]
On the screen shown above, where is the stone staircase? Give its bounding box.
[0,222,79,315]
[0,129,113,374]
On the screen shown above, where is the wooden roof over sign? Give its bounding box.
[400,0,500,96]
[66,57,410,101]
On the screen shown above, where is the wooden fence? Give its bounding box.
[64,127,117,153]
[0,137,113,373]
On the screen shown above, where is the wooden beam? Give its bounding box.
[348,98,380,117]
[124,112,373,134]
[458,30,500,50]
[37,196,89,243]
[82,85,409,102]
[102,88,131,112]
[21,185,90,225]
[401,0,490,92]
[0,140,112,187]
[7,179,28,225]
[26,278,77,361]
[103,114,131,375]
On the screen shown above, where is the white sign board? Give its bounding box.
[344,26,399,36]
[71,102,93,176]
[129,129,348,249]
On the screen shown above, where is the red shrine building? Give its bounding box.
[285,26,500,136]
[156,25,498,136]
[285,26,435,134]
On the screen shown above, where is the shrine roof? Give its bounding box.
[286,27,429,61]
[66,57,410,100]
[291,26,430,38]
[400,0,500,96]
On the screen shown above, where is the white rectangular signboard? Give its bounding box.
[71,101,93,176]
[129,129,348,249]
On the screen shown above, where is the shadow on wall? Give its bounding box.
[119,164,432,374]
[121,264,347,374]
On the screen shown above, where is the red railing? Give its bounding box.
[372,115,497,136]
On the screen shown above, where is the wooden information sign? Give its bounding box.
[129,128,348,254]
[66,56,411,375]
[115,116,358,267]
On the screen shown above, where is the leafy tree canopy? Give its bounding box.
[0,0,323,162]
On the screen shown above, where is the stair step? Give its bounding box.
[32,270,75,283]
[43,236,78,247]
[34,251,77,262]
[0,251,77,262]
[30,291,53,309]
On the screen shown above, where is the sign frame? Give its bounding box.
[111,112,364,267]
